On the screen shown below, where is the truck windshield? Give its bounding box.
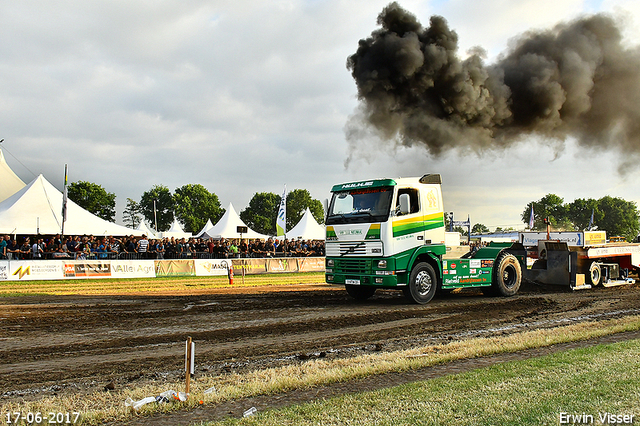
[326,187,394,224]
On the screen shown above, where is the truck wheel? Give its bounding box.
[492,252,521,297]
[345,285,376,301]
[405,262,437,304]
[588,262,602,286]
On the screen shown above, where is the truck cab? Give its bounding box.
[325,174,524,304]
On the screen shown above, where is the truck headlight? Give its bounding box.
[327,259,334,267]
[377,260,387,269]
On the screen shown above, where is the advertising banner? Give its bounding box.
[232,258,267,274]
[155,259,195,277]
[111,260,156,278]
[584,231,607,246]
[298,257,325,272]
[64,262,111,278]
[519,232,585,247]
[194,259,231,276]
[6,260,64,281]
[266,258,298,273]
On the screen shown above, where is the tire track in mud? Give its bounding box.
[1,284,639,400]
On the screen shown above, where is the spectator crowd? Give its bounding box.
[0,234,325,260]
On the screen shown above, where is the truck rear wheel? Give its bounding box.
[491,252,521,296]
[405,262,437,304]
[345,285,376,301]
[588,262,602,286]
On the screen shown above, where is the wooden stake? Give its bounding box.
[185,336,192,394]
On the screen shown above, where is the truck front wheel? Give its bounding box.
[404,262,437,304]
[345,285,376,301]
[490,252,522,297]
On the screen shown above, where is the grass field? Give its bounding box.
[208,338,640,425]
[0,272,326,296]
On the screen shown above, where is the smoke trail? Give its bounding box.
[345,2,640,166]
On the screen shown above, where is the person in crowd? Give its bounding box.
[6,236,19,260]
[240,239,250,258]
[0,235,7,259]
[164,237,174,259]
[155,239,164,259]
[228,239,238,258]
[137,235,149,259]
[32,238,44,259]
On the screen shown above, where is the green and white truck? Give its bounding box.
[324,174,525,304]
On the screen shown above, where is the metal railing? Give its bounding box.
[6,250,325,261]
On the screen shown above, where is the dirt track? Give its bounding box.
[2,280,640,411]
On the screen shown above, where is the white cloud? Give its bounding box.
[0,0,639,231]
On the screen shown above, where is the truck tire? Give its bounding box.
[405,262,437,304]
[491,252,521,297]
[345,285,376,301]
[588,262,602,286]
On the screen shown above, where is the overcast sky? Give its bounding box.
[1,0,639,231]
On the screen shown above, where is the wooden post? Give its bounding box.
[185,337,193,395]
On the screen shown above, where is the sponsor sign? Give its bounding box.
[194,259,231,276]
[111,260,156,278]
[65,262,111,278]
[155,260,195,277]
[9,261,63,281]
[298,257,325,272]
[584,231,606,246]
[520,232,584,247]
[233,258,267,274]
[0,263,8,280]
[266,258,298,273]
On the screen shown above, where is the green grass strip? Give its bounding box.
[210,338,640,426]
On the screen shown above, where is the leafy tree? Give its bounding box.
[240,192,280,235]
[173,184,224,233]
[472,223,489,234]
[521,194,572,231]
[123,198,142,229]
[67,181,116,222]
[453,226,468,236]
[596,196,639,242]
[286,189,324,229]
[140,185,175,232]
[567,198,599,230]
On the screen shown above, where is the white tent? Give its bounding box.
[197,203,269,240]
[136,221,160,239]
[0,174,144,236]
[0,148,26,203]
[280,208,325,240]
[161,218,192,239]
[194,219,214,238]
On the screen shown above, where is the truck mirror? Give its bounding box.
[398,193,410,215]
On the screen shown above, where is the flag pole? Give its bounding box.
[62,164,68,237]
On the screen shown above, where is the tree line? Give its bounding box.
[449,194,640,242]
[67,181,324,235]
[521,194,640,242]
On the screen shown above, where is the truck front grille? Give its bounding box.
[336,258,372,274]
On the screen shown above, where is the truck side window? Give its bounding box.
[397,188,419,215]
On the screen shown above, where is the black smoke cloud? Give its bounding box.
[345,2,640,166]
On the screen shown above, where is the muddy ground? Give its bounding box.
[2,280,640,423]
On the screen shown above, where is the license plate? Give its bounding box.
[345,279,360,285]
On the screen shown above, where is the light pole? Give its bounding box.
[153,200,158,232]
